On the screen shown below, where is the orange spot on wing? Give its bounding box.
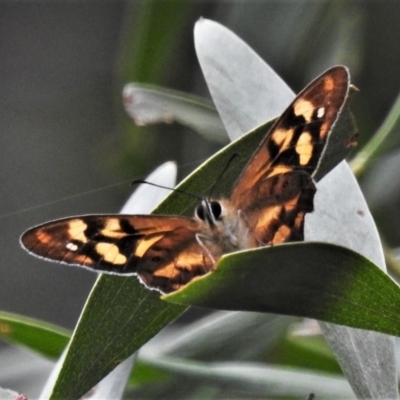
[68,220,88,243]
[295,132,313,165]
[95,243,127,264]
[36,231,54,245]
[324,76,335,91]
[293,99,314,122]
[272,225,291,244]
[135,234,164,257]
[101,219,128,239]
[272,128,294,150]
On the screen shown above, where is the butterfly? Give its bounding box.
[20,66,353,294]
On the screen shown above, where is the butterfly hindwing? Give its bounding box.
[20,215,213,293]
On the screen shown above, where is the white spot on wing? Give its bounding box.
[66,242,78,252]
[317,107,325,118]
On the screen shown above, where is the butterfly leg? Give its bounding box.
[195,234,216,265]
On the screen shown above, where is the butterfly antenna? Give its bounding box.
[132,180,203,201]
[207,153,240,199]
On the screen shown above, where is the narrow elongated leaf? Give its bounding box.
[195,19,397,399]
[47,91,353,398]
[159,311,291,361]
[351,91,400,176]
[44,19,398,400]
[48,163,185,399]
[47,118,277,399]
[0,347,54,398]
[0,311,70,359]
[165,242,400,336]
[141,355,355,398]
[195,18,294,140]
[0,387,25,400]
[275,333,341,374]
[123,84,227,143]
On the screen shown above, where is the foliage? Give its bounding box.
[3,3,400,400]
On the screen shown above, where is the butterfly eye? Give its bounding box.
[195,200,223,223]
[210,201,222,220]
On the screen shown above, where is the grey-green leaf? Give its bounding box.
[141,355,355,398]
[194,18,397,400]
[123,84,227,143]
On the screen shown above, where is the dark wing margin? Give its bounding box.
[20,214,213,293]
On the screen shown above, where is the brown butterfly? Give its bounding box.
[21,66,352,294]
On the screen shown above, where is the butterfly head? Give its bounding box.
[195,198,223,228]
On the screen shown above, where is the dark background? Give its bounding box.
[1,1,400,332]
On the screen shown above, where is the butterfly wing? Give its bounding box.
[20,67,352,292]
[230,66,351,245]
[20,215,213,293]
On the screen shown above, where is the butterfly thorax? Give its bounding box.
[195,198,252,256]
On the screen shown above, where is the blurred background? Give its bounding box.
[2,0,400,394]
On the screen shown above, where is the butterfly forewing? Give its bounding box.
[228,66,350,246]
[21,215,213,293]
[232,66,349,203]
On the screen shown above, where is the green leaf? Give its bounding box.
[47,163,184,399]
[116,0,193,184]
[159,311,339,374]
[0,311,70,359]
[47,120,274,400]
[47,100,353,398]
[164,243,400,336]
[45,19,395,400]
[160,311,291,362]
[130,314,341,396]
[351,92,400,176]
[129,312,294,396]
[119,0,191,84]
[271,333,341,374]
[48,34,357,400]
[129,359,169,387]
[49,279,186,400]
